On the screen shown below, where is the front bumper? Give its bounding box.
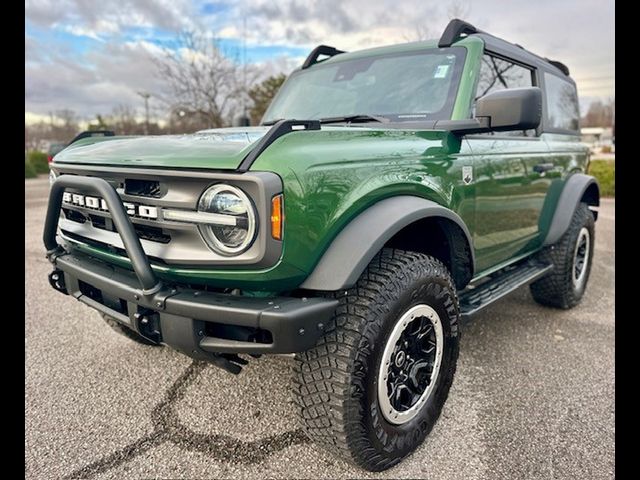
[44,175,337,361]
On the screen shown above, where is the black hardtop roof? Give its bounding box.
[440,18,573,82]
[300,19,573,84]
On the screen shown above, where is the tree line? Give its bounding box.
[580,98,615,129]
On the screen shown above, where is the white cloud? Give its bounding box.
[25,111,55,125]
[58,24,106,41]
[26,38,169,119]
[26,0,198,34]
[217,25,240,39]
[25,0,614,118]
[254,55,302,81]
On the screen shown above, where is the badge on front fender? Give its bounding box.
[462,166,473,185]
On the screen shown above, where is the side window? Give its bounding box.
[474,54,536,137]
[544,72,580,132]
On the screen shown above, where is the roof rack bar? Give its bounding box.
[438,18,481,48]
[438,18,571,77]
[545,58,570,76]
[302,45,345,69]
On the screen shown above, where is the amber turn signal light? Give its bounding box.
[271,194,283,240]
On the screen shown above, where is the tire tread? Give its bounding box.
[530,203,595,309]
[293,248,458,470]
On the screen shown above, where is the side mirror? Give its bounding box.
[433,87,542,135]
[476,87,542,132]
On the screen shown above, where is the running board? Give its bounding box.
[459,261,553,319]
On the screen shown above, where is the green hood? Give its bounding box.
[53,127,270,170]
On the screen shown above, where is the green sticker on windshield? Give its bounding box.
[434,65,450,78]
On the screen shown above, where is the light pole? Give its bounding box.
[137,91,151,135]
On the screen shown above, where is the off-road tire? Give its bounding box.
[293,248,460,471]
[530,202,595,309]
[101,313,161,346]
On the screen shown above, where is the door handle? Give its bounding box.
[533,162,554,173]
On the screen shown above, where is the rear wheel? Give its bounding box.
[530,202,595,309]
[101,313,161,346]
[293,249,460,471]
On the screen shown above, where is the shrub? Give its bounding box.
[25,160,37,178]
[27,150,49,174]
[588,159,614,197]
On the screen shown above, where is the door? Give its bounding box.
[538,72,585,240]
[467,53,553,274]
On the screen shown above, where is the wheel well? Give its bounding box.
[581,182,600,220]
[384,217,473,289]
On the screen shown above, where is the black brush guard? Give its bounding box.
[43,175,338,372]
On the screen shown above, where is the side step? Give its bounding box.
[459,260,553,319]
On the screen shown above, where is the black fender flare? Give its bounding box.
[299,196,475,291]
[543,173,600,246]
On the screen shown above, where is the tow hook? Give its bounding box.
[134,309,162,344]
[48,269,67,295]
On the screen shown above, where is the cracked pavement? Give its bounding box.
[25,177,615,479]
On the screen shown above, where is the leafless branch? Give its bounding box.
[154,30,256,130]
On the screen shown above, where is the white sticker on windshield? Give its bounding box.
[434,65,450,78]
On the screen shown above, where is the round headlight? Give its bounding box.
[197,184,257,255]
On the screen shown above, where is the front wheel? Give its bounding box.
[293,249,460,471]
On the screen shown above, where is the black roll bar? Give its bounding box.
[43,175,162,295]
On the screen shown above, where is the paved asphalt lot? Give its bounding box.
[25,176,614,479]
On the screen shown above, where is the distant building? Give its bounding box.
[581,127,614,154]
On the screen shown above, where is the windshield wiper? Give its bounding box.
[263,114,389,127]
[319,114,389,124]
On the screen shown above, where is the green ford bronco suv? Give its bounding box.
[45,19,599,471]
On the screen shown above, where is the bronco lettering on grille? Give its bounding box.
[62,192,158,219]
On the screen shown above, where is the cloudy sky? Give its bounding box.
[25,0,615,124]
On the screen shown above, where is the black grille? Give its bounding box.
[90,214,108,230]
[63,208,86,223]
[134,224,171,243]
[61,230,170,265]
[63,210,170,244]
[125,179,163,198]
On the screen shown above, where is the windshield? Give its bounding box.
[263,47,466,124]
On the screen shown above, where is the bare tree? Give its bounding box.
[25,109,80,151]
[447,0,471,20]
[166,108,211,134]
[154,31,257,130]
[25,122,50,151]
[404,1,471,42]
[582,98,615,128]
[475,56,532,100]
[403,23,433,42]
[109,105,144,135]
[53,109,80,140]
